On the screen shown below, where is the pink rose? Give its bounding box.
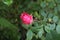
[20,12,33,25]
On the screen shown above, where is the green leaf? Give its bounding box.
[45,23,56,33]
[45,31,60,40]
[54,7,58,14]
[26,30,34,40]
[37,28,44,38]
[45,26,50,33]
[45,32,53,40]
[49,23,55,30]
[57,5,60,11]
[22,24,30,30]
[56,25,60,34]
[48,1,55,8]
[34,11,40,19]
[40,1,46,8]
[43,17,47,22]
[53,16,59,23]
[41,10,47,17]
[31,24,43,33]
[2,0,13,6]
[33,21,39,27]
[55,0,60,3]
[48,13,53,18]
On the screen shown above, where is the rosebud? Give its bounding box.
[20,12,33,25]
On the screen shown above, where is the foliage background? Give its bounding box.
[0,0,60,40]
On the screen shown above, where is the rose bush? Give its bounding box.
[0,0,60,40]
